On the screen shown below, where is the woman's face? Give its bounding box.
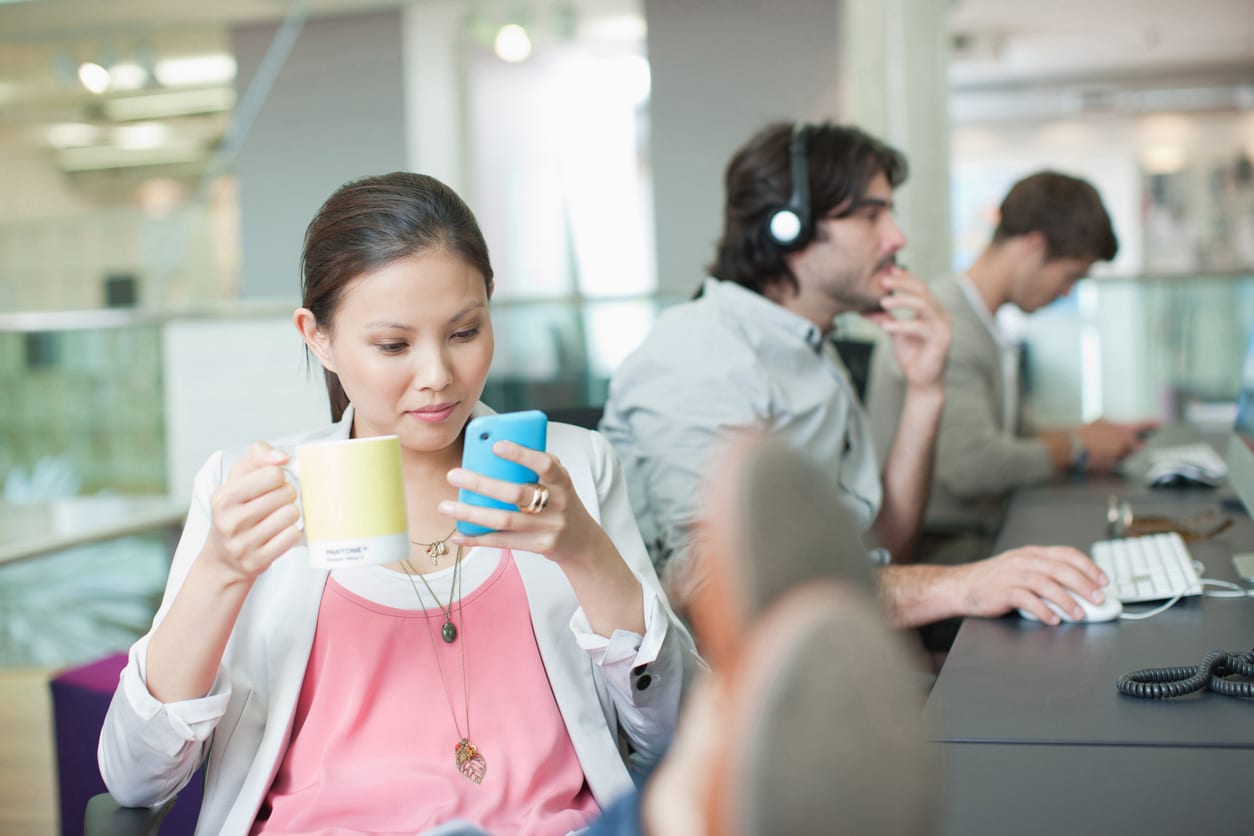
[314,250,494,453]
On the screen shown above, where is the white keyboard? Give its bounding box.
[1091,532,1202,603]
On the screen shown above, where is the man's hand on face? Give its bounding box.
[864,268,951,391]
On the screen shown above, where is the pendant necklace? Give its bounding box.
[400,549,461,643]
[403,545,487,784]
[411,526,457,566]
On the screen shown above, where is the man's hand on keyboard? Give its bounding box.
[950,545,1110,626]
[1074,419,1158,473]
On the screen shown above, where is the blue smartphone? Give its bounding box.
[457,410,549,536]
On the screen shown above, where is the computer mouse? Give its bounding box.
[1149,472,1218,489]
[1018,590,1123,623]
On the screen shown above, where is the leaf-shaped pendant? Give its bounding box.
[455,738,486,784]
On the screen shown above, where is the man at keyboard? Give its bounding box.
[867,171,1156,566]
[603,124,1112,639]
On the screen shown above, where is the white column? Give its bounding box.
[840,0,953,283]
[402,1,468,195]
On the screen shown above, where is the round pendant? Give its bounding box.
[441,621,458,643]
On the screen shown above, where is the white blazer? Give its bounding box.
[99,405,699,836]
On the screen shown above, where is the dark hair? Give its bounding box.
[706,121,908,296]
[301,172,494,421]
[993,171,1118,262]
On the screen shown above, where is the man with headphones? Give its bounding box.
[600,121,1111,630]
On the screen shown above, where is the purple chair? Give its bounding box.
[50,653,203,836]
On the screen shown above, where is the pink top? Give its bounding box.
[252,551,600,835]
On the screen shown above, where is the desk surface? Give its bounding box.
[989,484,1238,554]
[938,743,1254,836]
[928,490,1254,748]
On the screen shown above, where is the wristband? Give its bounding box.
[1068,431,1088,473]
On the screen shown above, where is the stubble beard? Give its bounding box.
[834,253,899,314]
[830,269,886,314]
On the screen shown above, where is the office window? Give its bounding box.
[464,7,655,303]
[462,4,656,407]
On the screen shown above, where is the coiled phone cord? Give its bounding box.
[1117,647,1254,699]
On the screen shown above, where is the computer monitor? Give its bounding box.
[1227,327,1254,516]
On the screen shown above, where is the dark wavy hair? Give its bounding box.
[300,172,494,421]
[706,121,907,296]
[992,171,1118,262]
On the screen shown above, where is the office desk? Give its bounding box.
[929,475,1254,834]
[929,496,1254,747]
[937,743,1254,835]
[929,599,1254,746]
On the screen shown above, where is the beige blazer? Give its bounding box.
[866,276,1054,536]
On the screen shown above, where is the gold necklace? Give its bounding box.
[400,550,461,643]
[411,526,457,565]
[402,545,486,784]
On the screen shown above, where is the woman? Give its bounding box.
[99,172,697,836]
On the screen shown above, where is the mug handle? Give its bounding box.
[279,465,308,544]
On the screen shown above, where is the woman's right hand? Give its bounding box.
[204,442,303,582]
[145,442,300,703]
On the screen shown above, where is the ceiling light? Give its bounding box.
[109,61,149,92]
[154,54,237,87]
[494,24,532,63]
[105,87,236,121]
[1141,144,1187,174]
[584,14,647,42]
[56,144,203,173]
[46,123,101,149]
[114,122,170,151]
[77,62,110,95]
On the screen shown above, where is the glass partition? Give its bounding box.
[1017,273,1254,427]
[4,277,1250,499]
[0,295,680,501]
[0,322,165,496]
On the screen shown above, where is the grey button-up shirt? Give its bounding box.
[600,277,882,578]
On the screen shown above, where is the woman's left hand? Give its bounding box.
[441,440,613,568]
[445,440,646,636]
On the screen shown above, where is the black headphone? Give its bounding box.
[765,123,813,251]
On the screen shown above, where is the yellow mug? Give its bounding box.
[296,435,409,569]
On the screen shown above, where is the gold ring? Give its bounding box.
[522,483,549,514]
